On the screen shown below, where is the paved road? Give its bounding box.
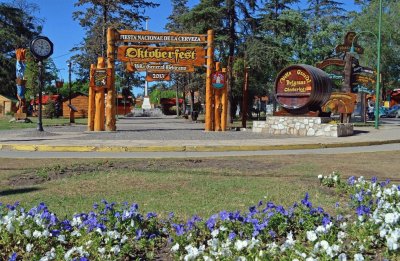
[1,116,399,158]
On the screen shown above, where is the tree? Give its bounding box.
[302,0,348,63]
[249,0,303,93]
[351,0,400,91]
[0,1,42,97]
[72,0,159,81]
[165,0,190,33]
[177,0,262,121]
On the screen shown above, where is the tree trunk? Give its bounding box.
[182,76,186,115]
[176,82,179,117]
[102,3,108,57]
[226,0,236,124]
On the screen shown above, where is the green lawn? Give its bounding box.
[0,116,87,130]
[3,151,399,220]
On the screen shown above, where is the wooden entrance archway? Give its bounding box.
[88,28,227,132]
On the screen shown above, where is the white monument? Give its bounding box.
[142,80,151,109]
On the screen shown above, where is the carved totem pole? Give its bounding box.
[15,47,27,117]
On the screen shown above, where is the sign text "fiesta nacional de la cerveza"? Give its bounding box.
[118,30,207,44]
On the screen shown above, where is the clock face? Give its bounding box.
[30,37,53,59]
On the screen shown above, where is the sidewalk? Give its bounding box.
[0,117,399,152]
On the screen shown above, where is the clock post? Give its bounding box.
[37,60,44,131]
[29,36,53,131]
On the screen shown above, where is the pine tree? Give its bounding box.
[351,0,400,90]
[302,0,348,63]
[72,0,159,80]
[166,0,190,33]
[250,0,302,95]
[0,2,41,97]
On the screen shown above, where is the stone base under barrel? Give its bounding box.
[252,116,353,137]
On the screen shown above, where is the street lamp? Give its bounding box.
[350,0,383,129]
[67,60,75,124]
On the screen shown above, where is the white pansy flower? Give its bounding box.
[320,240,329,250]
[338,253,347,261]
[234,240,248,251]
[315,225,327,234]
[71,230,81,237]
[111,245,120,255]
[332,244,340,253]
[266,242,278,252]
[71,216,82,226]
[387,236,399,251]
[248,237,259,249]
[184,244,201,261]
[58,234,66,243]
[211,229,219,238]
[326,246,333,257]
[33,230,42,238]
[220,247,232,257]
[222,239,232,248]
[121,235,128,244]
[306,231,317,242]
[42,229,50,238]
[98,247,106,254]
[318,175,323,179]
[171,243,180,252]
[354,253,364,261]
[340,222,347,229]
[107,230,121,239]
[64,247,75,260]
[384,213,398,224]
[338,231,347,240]
[6,222,14,233]
[26,243,33,253]
[96,227,104,235]
[24,229,31,237]
[220,226,227,231]
[280,231,296,252]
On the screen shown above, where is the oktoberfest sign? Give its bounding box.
[117,46,205,66]
[118,30,207,44]
[146,72,171,82]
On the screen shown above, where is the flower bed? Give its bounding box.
[1,173,399,260]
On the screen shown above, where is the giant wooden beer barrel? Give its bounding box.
[275,64,333,114]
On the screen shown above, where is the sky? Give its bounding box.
[9,0,358,82]
[26,0,195,80]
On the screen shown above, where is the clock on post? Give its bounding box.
[29,36,54,131]
[30,36,53,61]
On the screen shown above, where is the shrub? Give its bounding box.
[43,100,56,119]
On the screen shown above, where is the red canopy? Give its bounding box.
[30,95,61,105]
[160,98,183,105]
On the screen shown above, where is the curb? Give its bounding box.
[1,139,400,153]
